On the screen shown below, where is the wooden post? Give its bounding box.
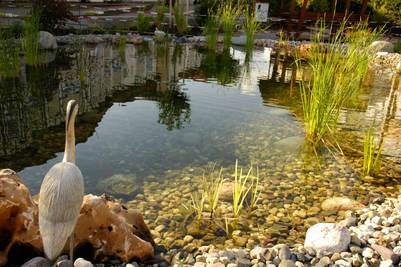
[297,0,309,34]
[290,0,296,18]
[360,0,368,18]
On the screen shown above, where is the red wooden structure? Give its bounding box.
[278,0,369,29]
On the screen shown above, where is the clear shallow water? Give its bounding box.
[2,41,401,247]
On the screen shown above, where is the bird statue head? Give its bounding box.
[66,100,79,129]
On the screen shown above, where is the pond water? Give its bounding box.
[1,41,401,248]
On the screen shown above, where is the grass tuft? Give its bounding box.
[174,4,187,35]
[219,2,241,49]
[243,6,260,51]
[23,10,41,66]
[363,124,383,177]
[136,12,152,34]
[204,12,219,51]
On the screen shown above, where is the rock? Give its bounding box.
[279,260,295,267]
[74,194,154,262]
[334,259,352,267]
[379,260,394,267]
[304,223,351,256]
[362,248,374,258]
[21,257,51,267]
[321,197,363,212]
[372,244,393,259]
[250,246,267,260]
[273,136,304,153]
[279,245,291,260]
[369,41,394,53]
[56,259,73,267]
[96,174,141,200]
[0,169,42,266]
[236,258,252,267]
[74,258,93,267]
[316,256,331,267]
[38,31,57,50]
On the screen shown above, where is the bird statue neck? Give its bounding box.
[63,112,76,164]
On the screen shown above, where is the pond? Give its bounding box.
[0,41,401,249]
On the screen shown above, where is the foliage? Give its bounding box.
[232,160,252,218]
[174,4,187,35]
[395,41,401,54]
[201,166,225,217]
[155,4,168,28]
[204,13,219,50]
[0,32,20,78]
[218,2,241,49]
[190,191,206,220]
[243,6,260,51]
[118,35,127,62]
[136,13,152,34]
[23,11,41,66]
[363,125,383,177]
[369,0,401,25]
[296,21,379,146]
[200,50,240,85]
[33,0,72,32]
[157,89,191,130]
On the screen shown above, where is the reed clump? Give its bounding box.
[23,10,41,66]
[0,31,20,77]
[363,125,383,177]
[243,6,260,51]
[155,4,168,28]
[218,2,241,49]
[296,21,379,146]
[204,12,219,51]
[174,4,187,35]
[136,13,152,34]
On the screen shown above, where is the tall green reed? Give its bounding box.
[0,31,20,77]
[219,2,241,49]
[363,124,383,177]
[243,6,260,51]
[136,12,152,34]
[296,21,379,146]
[23,10,41,66]
[204,13,219,50]
[174,4,187,35]
[155,4,168,28]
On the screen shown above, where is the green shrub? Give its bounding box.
[174,4,187,35]
[136,13,152,34]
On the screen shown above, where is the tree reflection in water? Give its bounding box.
[200,49,240,85]
[157,86,191,130]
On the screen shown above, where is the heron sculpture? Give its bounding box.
[38,100,84,261]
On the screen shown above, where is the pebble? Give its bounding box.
[74,258,94,267]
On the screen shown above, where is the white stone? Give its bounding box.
[362,247,374,258]
[370,41,394,53]
[304,223,351,256]
[379,260,394,267]
[38,31,57,50]
[74,258,93,267]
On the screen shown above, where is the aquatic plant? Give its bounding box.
[0,32,20,77]
[23,10,41,66]
[76,45,91,88]
[118,35,127,62]
[201,166,224,217]
[243,6,260,51]
[296,21,379,146]
[190,191,206,220]
[232,160,252,218]
[248,167,260,209]
[155,4,168,28]
[173,4,187,35]
[136,13,152,34]
[363,125,383,177]
[218,2,241,49]
[204,13,219,51]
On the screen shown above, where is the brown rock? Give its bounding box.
[371,244,400,264]
[321,197,363,212]
[0,169,42,266]
[74,194,154,262]
[0,169,154,265]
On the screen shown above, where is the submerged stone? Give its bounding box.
[96,174,141,200]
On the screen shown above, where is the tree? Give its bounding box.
[33,0,72,32]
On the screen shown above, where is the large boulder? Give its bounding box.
[0,169,42,266]
[74,194,154,262]
[0,169,154,266]
[369,41,394,53]
[304,223,351,256]
[38,31,58,50]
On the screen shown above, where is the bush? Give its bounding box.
[33,0,72,32]
[136,13,152,34]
